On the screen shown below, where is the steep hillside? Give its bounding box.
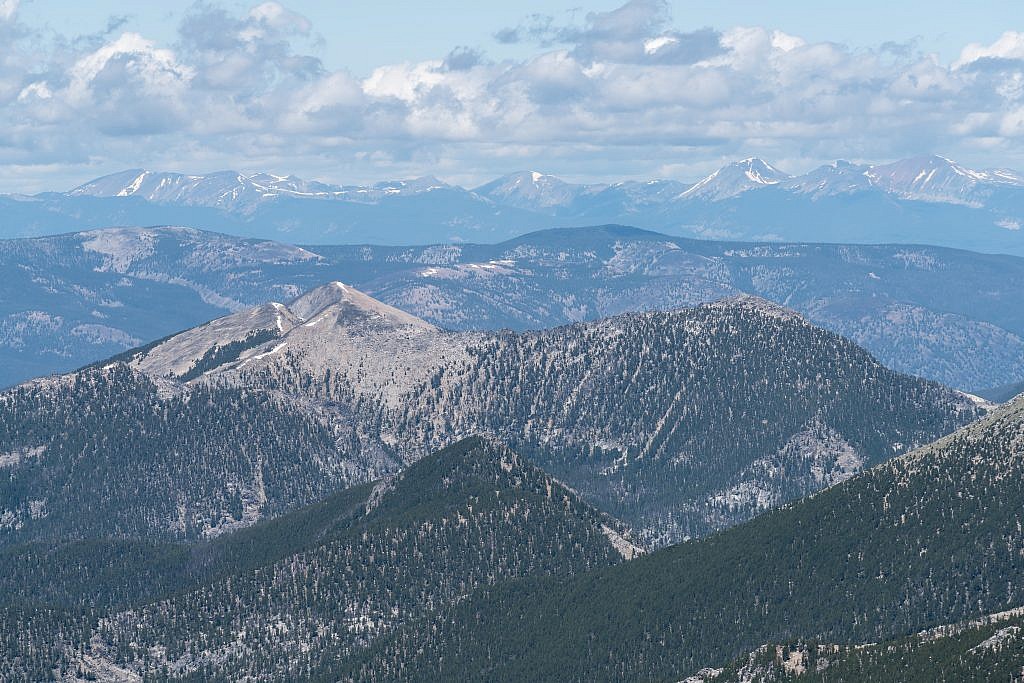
[0,364,391,546]
[0,437,634,681]
[155,286,981,542]
[342,396,1024,681]
[390,296,979,542]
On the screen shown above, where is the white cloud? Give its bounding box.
[17,82,51,102]
[1,1,1024,188]
[65,32,193,105]
[644,35,678,55]
[770,30,805,53]
[955,31,1024,68]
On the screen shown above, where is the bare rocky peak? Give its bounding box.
[128,282,813,391]
[128,281,459,406]
[132,301,301,378]
[288,281,435,330]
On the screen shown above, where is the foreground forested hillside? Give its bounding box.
[335,398,1024,681]
[0,437,634,680]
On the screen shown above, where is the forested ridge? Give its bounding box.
[0,437,633,680]
[332,398,1024,681]
[705,607,1024,682]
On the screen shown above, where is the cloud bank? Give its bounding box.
[2,0,1024,189]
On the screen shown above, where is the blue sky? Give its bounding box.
[2,0,1024,190]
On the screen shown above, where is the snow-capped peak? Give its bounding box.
[866,155,1024,205]
[680,158,791,201]
[473,171,600,210]
[780,160,873,197]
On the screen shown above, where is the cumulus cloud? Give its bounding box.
[1,0,1024,188]
[441,47,485,73]
[494,0,723,66]
[955,31,1024,68]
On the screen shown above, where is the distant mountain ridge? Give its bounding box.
[69,168,455,211]
[4,225,1024,391]
[69,155,1024,212]
[4,154,1024,253]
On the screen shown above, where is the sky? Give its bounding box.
[2,0,1024,191]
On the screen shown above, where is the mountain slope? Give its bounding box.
[681,158,791,201]
[779,160,873,197]
[0,283,980,550]
[0,226,328,387]
[343,396,1024,681]
[0,436,634,681]
[473,171,602,211]
[328,226,1024,391]
[866,155,1024,205]
[388,296,979,542]
[0,363,394,545]
[0,282,470,548]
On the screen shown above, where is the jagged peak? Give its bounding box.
[733,157,788,180]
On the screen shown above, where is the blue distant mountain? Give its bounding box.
[3,155,1024,254]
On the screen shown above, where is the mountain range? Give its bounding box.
[4,155,1024,254]
[6,154,1024,680]
[0,286,1018,678]
[4,224,1024,392]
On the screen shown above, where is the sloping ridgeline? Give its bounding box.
[9,224,1024,393]
[336,397,1024,682]
[0,285,981,550]
[394,296,981,542]
[0,437,636,680]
